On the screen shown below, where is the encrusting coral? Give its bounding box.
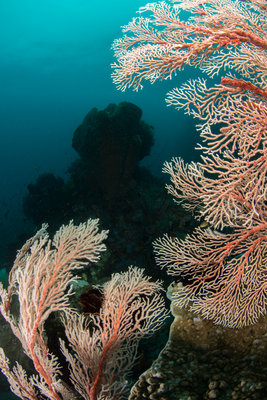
[129,284,267,400]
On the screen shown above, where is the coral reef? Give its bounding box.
[22,102,195,285]
[72,101,154,199]
[129,289,267,400]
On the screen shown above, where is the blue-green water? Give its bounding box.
[0,0,200,260]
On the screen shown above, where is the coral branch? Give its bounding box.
[112,0,267,327]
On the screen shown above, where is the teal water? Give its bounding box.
[0,0,200,260]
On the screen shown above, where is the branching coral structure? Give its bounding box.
[0,220,168,400]
[112,0,267,327]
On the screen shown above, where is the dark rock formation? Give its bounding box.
[72,102,154,200]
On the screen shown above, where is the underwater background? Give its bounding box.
[0,0,200,263]
[0,1,267,400]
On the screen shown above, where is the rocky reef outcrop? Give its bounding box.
[72,101,154,200]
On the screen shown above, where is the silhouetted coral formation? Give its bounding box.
[22,102,194,283]
[72,102,154,199]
